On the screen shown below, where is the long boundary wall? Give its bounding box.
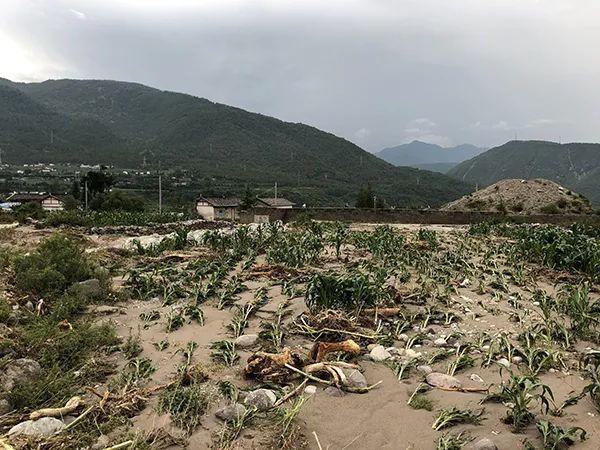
[239,208,600,226]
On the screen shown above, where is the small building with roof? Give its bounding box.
[256,197,295,209]
[4,193,64,211]
[196,196,241,221]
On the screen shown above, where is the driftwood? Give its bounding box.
[244,348,306,382]
[361,307,402,317]
[310,339,360,362]
[30,396,82,420]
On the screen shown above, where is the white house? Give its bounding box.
[5,193,64,211]
[196,196,241,221]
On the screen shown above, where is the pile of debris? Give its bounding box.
[442,178,593,215]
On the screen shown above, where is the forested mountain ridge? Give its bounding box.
[0,77,472,206]
[447,140,600,204]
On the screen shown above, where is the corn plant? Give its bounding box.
[436,432,472,450]
[432,407,484,430]
[211,340,239,366]
[536,420,586,450]
[482,374,554,432]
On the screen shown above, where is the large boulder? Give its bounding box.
[234,334,259,348]
[369,345,392,362]
[8,417,65,437]
[1,358,42,392]
[470,437,498,450]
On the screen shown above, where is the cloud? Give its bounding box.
[68,9,87,20]
[1,0,599,150]
[354,127,371,140]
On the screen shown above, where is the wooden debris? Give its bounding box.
[310,339,360,362]
[30,396,82,420]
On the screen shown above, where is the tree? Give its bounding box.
[89,191,145,212]
[240,185,258,210]
[69,180,81,201]
[355,185,385,209]
[81,171,114,197]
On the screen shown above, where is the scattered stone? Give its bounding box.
[417,365,433,375]
[386,347,401,356]
[8,418,65,437]
[234,334,259,348]
[404,349,421,359]
[1,358,42,392]
[244,388,276,410]
[25,301,34,311]
[369,345,391,362]
[346,369,368,389]
[470,373,484,383]
[215,404,247,422]
[397,334,409,342]
[304,385,317,395]
[425,372,462,389]
[434,338,447,347]
[470,437,498,450]
[93,305,122,315]
[511,356,523,364]
[0,399,11,415]
[497,358,511,369]
[72,278,102,298]
[366,343,378,351]
[324,386,346,397]
[481,345,490,351]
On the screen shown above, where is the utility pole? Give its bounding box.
[158,161,162,214]
[0,146,3,165]
[274,182,278,199]
[84,180,88,209]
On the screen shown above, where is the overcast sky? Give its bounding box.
[2,0,600,151]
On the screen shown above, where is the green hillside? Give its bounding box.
[0,77,472,206]
[447,140,600,204]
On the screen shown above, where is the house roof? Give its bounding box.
[257,197,295,207]
[197,196,241,207]
[5,193,56,203]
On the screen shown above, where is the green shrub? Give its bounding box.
[305,271,385,312]
[13,233,92,297]
[540,203,560,214]
[12,202,46,223]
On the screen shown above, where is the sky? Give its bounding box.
[2,0,600,152]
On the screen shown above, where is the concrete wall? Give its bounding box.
[239,207,600,226]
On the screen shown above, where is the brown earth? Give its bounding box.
[442,178,593,214]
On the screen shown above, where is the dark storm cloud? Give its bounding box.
[2,0,600,150]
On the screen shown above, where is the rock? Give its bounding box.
[92,434,110,450]
[369,345,391,362]
[434,338,447,347]
[366,343,378,351]
[425,372,462,389]
[404,349,421,359]
[470,437,498,450]
[0,399,11,415]
[470,373,484,383]
[8,418,65,437]
[93,305,122,315]
[1,358,42,392]
[386,347,401,356]
[417,365,433,375]
[304,385,317,395]
[244,389,276,410]
[346,369,368,389]
[511,356,523,364]
[324,386,346,397]
[0,324,12,337]
[72,279,102,298]
[215,404,247,422]
[25,301,34,311]
[397,333,409,342]
[234,334,259,348]
[497,358,511,369]
[481,345,490,351]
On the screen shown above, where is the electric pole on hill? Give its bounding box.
[158,161,162,214]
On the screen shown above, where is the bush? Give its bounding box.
[89,191,145,212]
[540,203,560,214]
[13,202,46,223]
[13,233,92,297]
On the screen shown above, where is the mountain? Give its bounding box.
[0,78,472,207]
[447,140,600,204]
[376,141,485,172]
